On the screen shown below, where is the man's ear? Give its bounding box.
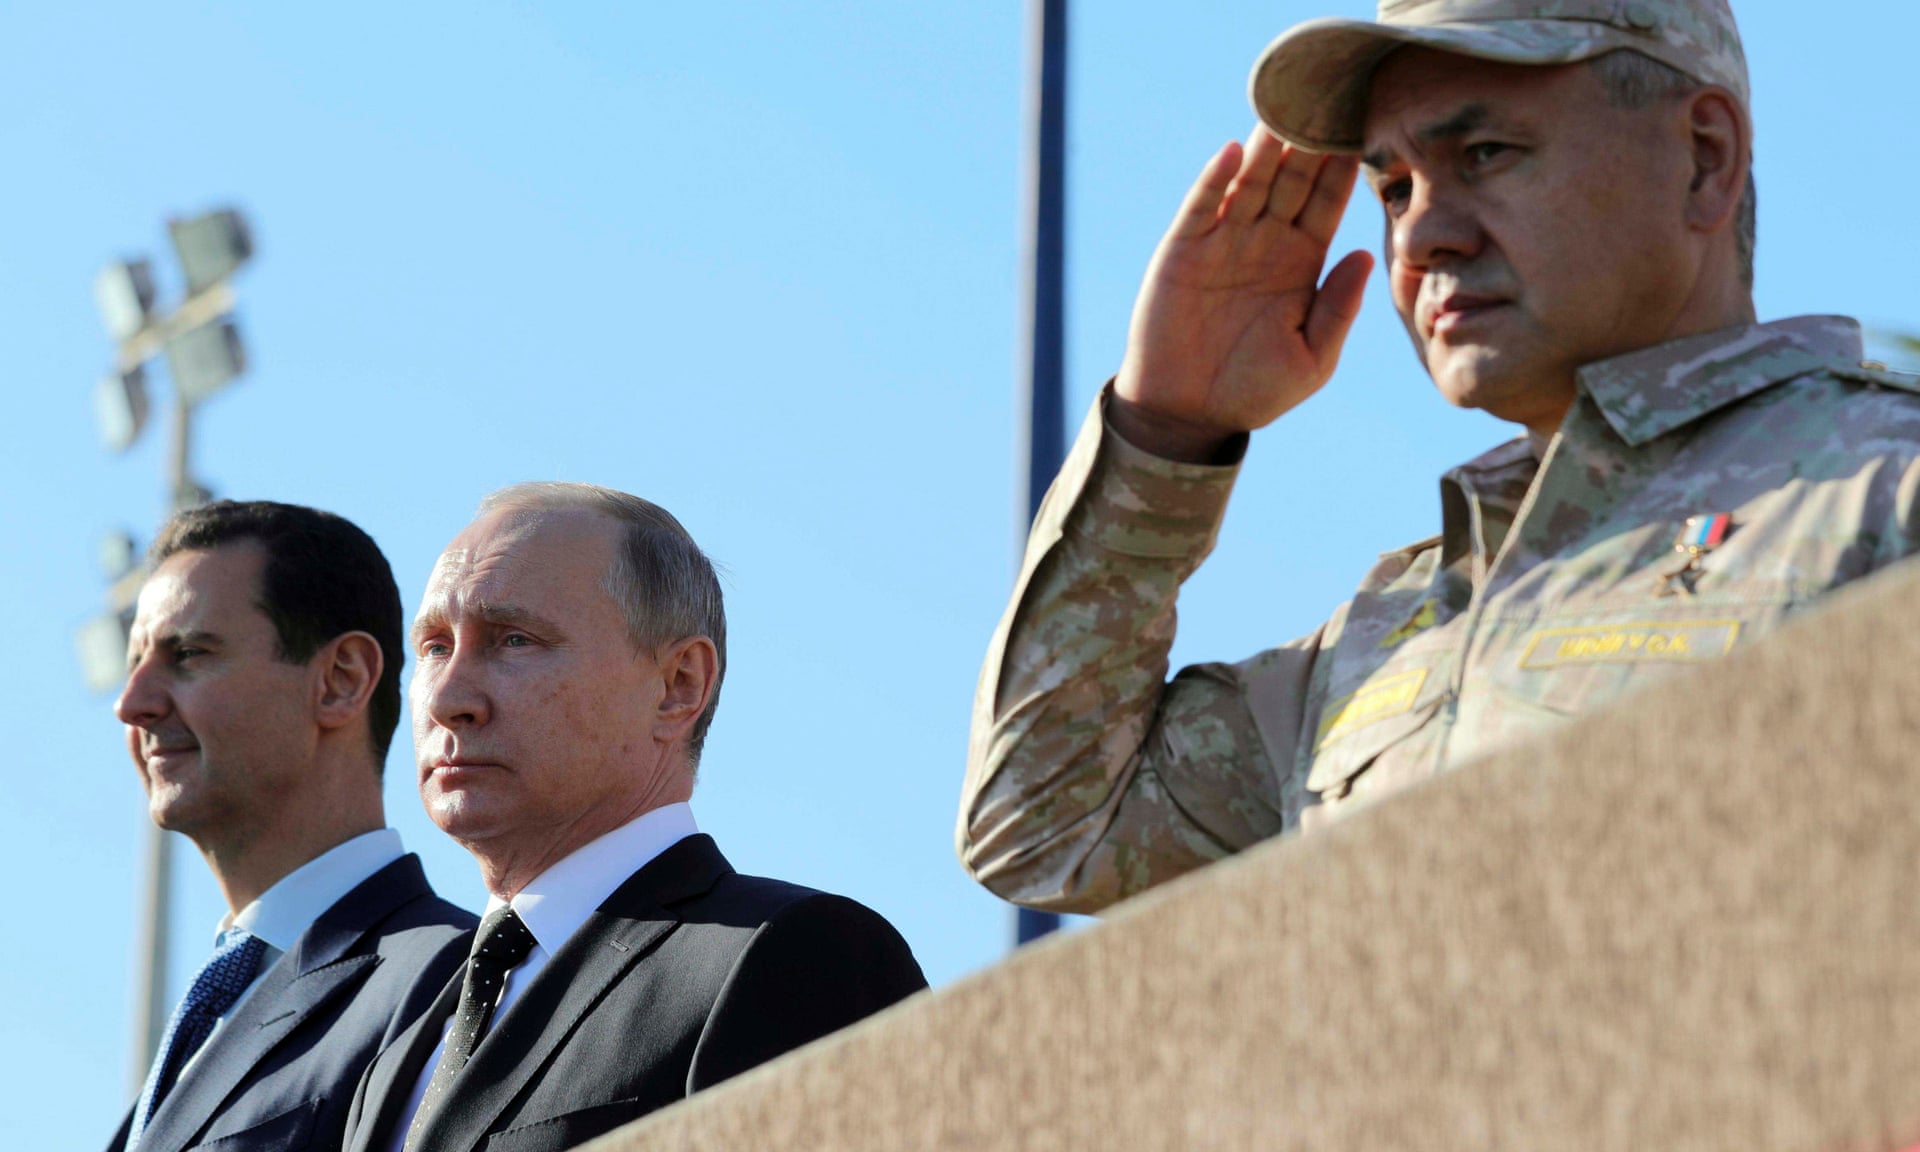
[1682,87,1748,236]
[652,635,719,742]
[314,631,383,732]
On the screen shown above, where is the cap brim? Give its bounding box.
[1249,17,1646,154]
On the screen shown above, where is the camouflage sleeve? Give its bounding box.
[958,389,1320,914]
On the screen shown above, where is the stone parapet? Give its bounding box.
[593,559,1920,1151]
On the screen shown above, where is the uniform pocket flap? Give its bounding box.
[1306,668,1439,795]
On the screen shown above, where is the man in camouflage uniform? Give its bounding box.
[960,0,1920,914]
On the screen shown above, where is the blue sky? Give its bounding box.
[3,2,1916,1142]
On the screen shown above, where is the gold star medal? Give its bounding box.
[1654,512,1732,598]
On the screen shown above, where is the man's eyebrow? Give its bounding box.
[1363,103,1493,171]
[157,628,219,647]
[128,629,220,668]
[410,602,563,644]
[1419,103,1490,145]
[409,612,444,646]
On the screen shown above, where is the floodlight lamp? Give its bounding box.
[99,531,139,581]
[95,259,157,342]
[165,318,246,405]
[94,366,151,453]
[169,209,253,296]
[75,610,133,694]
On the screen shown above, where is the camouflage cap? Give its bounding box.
[1248,0,1749,154]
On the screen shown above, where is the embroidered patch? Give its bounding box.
[1379,601,1438,649]
[1518,620,1742,669]
[1315,668,1428,750]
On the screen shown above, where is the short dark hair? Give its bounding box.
[149,500,404,767]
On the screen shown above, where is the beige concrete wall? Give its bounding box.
[594,560,1920,1152]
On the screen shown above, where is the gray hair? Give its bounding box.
[1590,50,1757,289]
[479,482,727,764]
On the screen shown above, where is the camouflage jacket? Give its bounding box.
[960,315,1920,914]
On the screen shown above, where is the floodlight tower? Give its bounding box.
[78,208,254,1094]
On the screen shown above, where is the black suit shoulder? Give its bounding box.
[349,837,921,1152]
[683,873,927,1090]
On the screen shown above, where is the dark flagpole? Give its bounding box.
[1012,0,1067,947]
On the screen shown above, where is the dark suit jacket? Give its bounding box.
[106,855,476,1152]
[344,834,927,1152]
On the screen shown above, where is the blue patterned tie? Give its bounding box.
[126,928,268,1150]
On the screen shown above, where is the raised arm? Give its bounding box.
[959,132,1367,913]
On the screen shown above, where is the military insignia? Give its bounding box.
[1654,512,1732,598]
[1379,600,1437,649]
[1519,619,1743,668]
[1314,669,1428,751]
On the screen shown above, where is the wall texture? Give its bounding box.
[592,560,1920,1152]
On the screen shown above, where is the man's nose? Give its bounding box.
[420,647,490,730]
[115,655,166,728]
[1392,177,1483,270]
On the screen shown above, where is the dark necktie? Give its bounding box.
[404,906,538,1151]
[127,927,267,1150]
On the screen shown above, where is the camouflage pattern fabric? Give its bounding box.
[960,316,1920,913]
[1251,0,1750,154]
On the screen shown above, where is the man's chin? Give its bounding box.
[422,784,513,845]
[1428,353,1540,419]
[147,787,211,838]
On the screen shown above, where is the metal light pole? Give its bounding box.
[1012,0,1067,947]
[78,208,254,1095]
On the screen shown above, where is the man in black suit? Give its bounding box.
[345,483,926,1152]
[109,501,476,1152]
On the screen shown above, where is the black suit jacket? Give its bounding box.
[344,834,927,1152]
[106,855,476,1152]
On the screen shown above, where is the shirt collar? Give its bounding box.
[1577,315,1864,447]
[485,802,698,956]
[222,828,406,951]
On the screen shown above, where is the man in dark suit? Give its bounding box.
[109,501,477,1152]
[345,483,926,1152]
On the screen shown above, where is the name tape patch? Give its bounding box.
[1518,619,1742,669]
[1315,668,1428,749]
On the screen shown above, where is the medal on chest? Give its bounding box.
[1654,512,1732,598]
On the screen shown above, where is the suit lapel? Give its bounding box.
[136,856,433,1152]
[143,953,376,1152]
[345,968,463,1152]
[412,835,732,1151]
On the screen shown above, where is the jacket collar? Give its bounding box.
[1577,315,1863,447]
[287,854,434,976]
[127,855,434,1152]
[386,836,733,1152]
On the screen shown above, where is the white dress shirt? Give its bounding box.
[385,803,698,1152]
[182,828,407,1076]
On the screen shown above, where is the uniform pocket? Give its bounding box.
[1306,668,1443,801]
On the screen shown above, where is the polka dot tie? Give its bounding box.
[403,906,537,1151]
[126,927,267,1150]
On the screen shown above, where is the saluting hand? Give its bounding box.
[1112,128,1372,462]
